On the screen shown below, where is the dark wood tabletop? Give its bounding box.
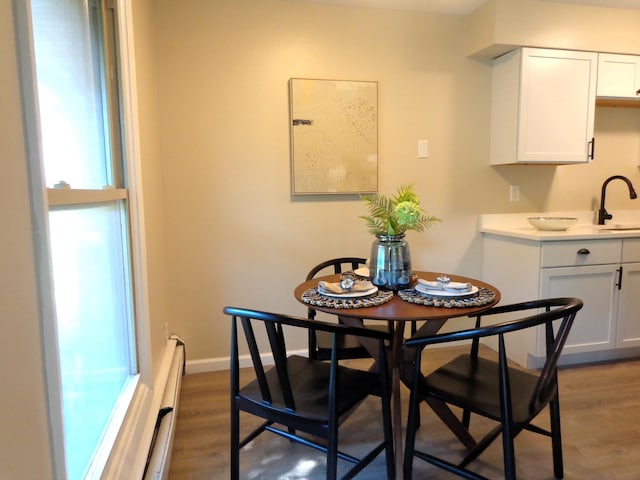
[294,271,501,323]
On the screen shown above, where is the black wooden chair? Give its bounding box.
[402,297,583,480]
[306,257,391,360]
[225,306,395,480]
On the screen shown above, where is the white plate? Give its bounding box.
[415,283,479,297]
[319,286,378,298]
[354,267,370,277]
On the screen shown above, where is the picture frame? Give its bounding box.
[289,78,378,195]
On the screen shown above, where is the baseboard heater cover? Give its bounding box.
[143,338,185,480]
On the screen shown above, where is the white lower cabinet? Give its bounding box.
[483,235,640,367]
[616,262,640,348]
[539,264,618,356]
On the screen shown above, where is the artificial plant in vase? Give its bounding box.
[360,184,440,290]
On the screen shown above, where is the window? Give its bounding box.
[25,0,140,478]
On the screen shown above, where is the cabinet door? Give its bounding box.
[518,48,597,164]
[616,262,640,348]
[539,264,617,356]
[597,53,640,99]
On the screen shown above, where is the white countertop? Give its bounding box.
[479,210,640,241]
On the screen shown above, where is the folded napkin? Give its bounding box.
[418,278,472,292]
[318,280,375,295]
[353,267,370,278]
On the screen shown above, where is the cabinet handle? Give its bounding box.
[588,137,595,160]
[617,266,623,290]
[577,248,590,255]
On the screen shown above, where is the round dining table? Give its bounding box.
[294,271,501,480]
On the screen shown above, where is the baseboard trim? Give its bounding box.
[528,346,640,368]
[185,341,469,374]
[185,348,307,374]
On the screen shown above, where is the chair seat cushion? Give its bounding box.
[240,355,380,421]
[423,354,544,423]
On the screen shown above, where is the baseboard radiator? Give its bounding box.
[143,337,185,480]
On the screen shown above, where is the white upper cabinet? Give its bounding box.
[597,53,640,100]
[490,48,598,165]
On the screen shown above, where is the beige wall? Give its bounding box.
[468,0,640,58]
[153,0,640,364]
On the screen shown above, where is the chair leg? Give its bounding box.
[462,409,471,429]
[231,401,240,480]
[502,424,517,480]
[498,336,516,480]
[382,385,396,479]
[308,328,318,360]
[403,390,421,479]
[327,418,339,479]
[549,396,564,479]
[401,350,421,430]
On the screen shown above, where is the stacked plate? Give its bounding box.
[317,280,378,298]
[415,279,479,298]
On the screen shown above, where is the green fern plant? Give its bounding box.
[360,184,440,236]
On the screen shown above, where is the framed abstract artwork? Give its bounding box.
[289,78,378,195]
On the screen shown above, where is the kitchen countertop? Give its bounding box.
[479,210,640,241]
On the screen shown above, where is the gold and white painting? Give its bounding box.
[289,78,378,195]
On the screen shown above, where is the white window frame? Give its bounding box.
[14,0,155,478]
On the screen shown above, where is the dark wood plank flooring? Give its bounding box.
[169,346,640,479]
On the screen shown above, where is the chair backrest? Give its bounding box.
[404,297,583,415]
[305,257,367,324]
[305,257,367,281]
[224,306,390,411]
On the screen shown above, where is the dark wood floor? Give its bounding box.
[168,346,640,479]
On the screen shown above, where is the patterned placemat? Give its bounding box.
[398,287,497,308]
[301,288,394,309]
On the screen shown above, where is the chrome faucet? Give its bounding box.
[597,175,638,225]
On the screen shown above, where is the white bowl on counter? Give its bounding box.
[528,217,579,231]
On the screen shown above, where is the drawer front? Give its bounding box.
[541,240,622,267]
[622,238,640,263]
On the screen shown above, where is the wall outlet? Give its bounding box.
[509,185,521,202]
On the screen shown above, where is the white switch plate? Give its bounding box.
[417,139,429,159]
[509,185,520,202]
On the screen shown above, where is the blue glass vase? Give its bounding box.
[369,234,412,291]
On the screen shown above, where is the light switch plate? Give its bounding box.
[417,139,429,159]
